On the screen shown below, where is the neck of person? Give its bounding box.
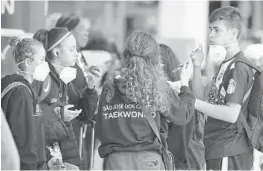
[51,60,65,74]
[18,71,33,84]
[225,42,240,61]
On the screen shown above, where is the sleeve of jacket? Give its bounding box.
[166,86,196,125]
[80,87,99,121]
[7,88,38,170]
[67,82,98,121]
[94,86,107,142]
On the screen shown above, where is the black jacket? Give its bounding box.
[96,77,195,158]
[41,63,98,167]
[1,74,47,170]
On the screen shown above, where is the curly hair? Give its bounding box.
[106,31,172,113]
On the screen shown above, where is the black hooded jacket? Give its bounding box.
[96,76,195,158]
[1,74,47,170]
[40,63,98,167]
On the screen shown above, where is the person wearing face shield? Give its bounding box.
[33,27,98,170]
[1,37,49,170]
[190,7,255,170]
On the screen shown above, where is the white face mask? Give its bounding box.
[209,45,227,64]
[53,64,77,84]
[33,62,50,81]
[209,44,239,64]
[17,60,50,82]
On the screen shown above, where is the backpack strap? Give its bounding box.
[1,82,32,99]
[240,84,253,134]
[142,105,162,145]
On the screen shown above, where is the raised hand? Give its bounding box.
[180,62,193,87]
[190,44,204,67]
[85,65,102,89]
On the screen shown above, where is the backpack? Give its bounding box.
[1,81,32,99]
[2,75,51,104]
[222,56,263,152]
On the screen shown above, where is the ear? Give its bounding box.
[231,28,239,38]
[52,48,60,58]
[25,58,33,68]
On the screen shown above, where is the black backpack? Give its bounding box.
[223,56,263,152]
[2,75,51,104]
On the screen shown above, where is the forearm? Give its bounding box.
[167,86,195,125]
[192,66,205,100]
[194,99,239,123]
[81,87,99,120]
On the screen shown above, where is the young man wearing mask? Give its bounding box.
[191,6,254,170]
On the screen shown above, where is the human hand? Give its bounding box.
[88,66,101,78]
[190,44,204,67]
[47,156,66,170]
[63,105,82,122]
[167,81,181,94]
[86,66,102,89]
[180,62,193,86]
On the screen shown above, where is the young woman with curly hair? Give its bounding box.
[95,31,196,170]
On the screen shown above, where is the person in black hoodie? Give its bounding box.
[95,31,196,170]
[55,13,91,92]
[1,37,50,170]
[55,13,101,169]
[33,27,98,169]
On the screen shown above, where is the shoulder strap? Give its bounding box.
[142,105,162,145]
[240,79,254,136]
[218,58,236,94]
[1,82,32,99]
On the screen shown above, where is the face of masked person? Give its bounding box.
[57,34,78,67]
[208,20,239,64]
[17,47,50,81]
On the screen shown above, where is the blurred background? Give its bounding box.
[1,0,263,75]
[2,0,263,60]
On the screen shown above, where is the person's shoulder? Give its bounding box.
[2,85,32,106]
[235,51,254,70]
[11,85,33,99]
[234,61,254,78]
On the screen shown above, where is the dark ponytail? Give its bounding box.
[33,29,54,62]
[33,29,48,51]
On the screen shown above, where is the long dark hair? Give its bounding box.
[159,44,181,81]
